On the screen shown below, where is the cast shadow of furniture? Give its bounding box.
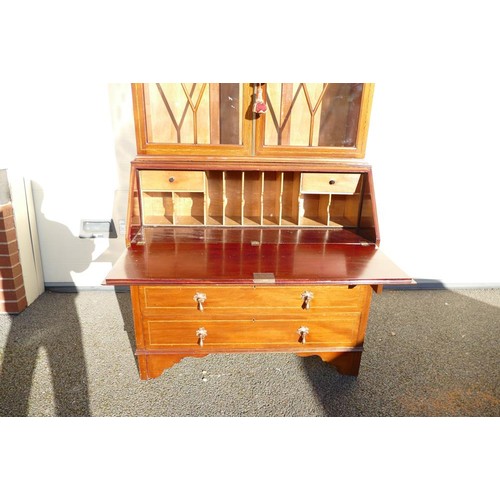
[114,287,139,372]
[300,286,500,417]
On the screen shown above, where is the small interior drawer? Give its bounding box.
[140,170,205,191]
[301,173,361,194]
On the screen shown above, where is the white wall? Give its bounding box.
[0,82,134,287]
[365,81,500,286]
[1,2,497,289]
[1,80,499,288]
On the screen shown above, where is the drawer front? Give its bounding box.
[140,170,205,191]
[301,173,361,194]
[145,315,361,348]
[139,285,368,318]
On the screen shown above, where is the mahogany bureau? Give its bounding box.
[105,83,412,380]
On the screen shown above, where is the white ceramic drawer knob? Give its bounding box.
[196,327,208,347]
[297,326,309,344]
[301,291,314,310]
[193,292,207,311]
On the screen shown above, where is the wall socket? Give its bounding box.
[79,219,117,238]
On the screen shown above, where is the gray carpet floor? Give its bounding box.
[0,288,498,417]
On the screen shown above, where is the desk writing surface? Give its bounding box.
[105,228,412,286]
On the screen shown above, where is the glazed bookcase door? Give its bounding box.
[254,83,374,158]
[132,83,253,156]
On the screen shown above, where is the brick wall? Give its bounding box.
[0,203,27,313]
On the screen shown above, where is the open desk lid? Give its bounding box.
[105,228,412,286]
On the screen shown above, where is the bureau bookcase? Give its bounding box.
[106,83,412,380]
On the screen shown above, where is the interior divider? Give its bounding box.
[242,171,263,225]
[138,169,367,229]
[224,171,243,225]
[278,172,284,225]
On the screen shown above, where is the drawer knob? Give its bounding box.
[297,326,309,344]
[169,176,175,183]
[329,179,336,185]
[196,327,208,347]
[301,291,314,310]
[193,292,207,312]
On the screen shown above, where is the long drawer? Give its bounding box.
[138,285,368,318]
[144,315,362,348]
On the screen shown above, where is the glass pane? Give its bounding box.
[264,83,363,148]
[144,83,242,145]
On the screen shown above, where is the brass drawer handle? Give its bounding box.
[297,326,309,344]
[193,292,207,311]
[301,291,314,310]
[196,327,207,347]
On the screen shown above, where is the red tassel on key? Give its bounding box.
[253,84,267,114]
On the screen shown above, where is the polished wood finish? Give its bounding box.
[130,283,372,379]
[124,159,380,245]
[297,351,364,376]
[139,284,368,311]
[107,82,412,380]
[145,317,362,348]
[301,173,361,194]
[136,168,372,230]
[132,83,253,156]
[255,83,374,158]
[140,170,205,191]
[132,83,373,159]
[107,221,410,379]
[106,228,411,286]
